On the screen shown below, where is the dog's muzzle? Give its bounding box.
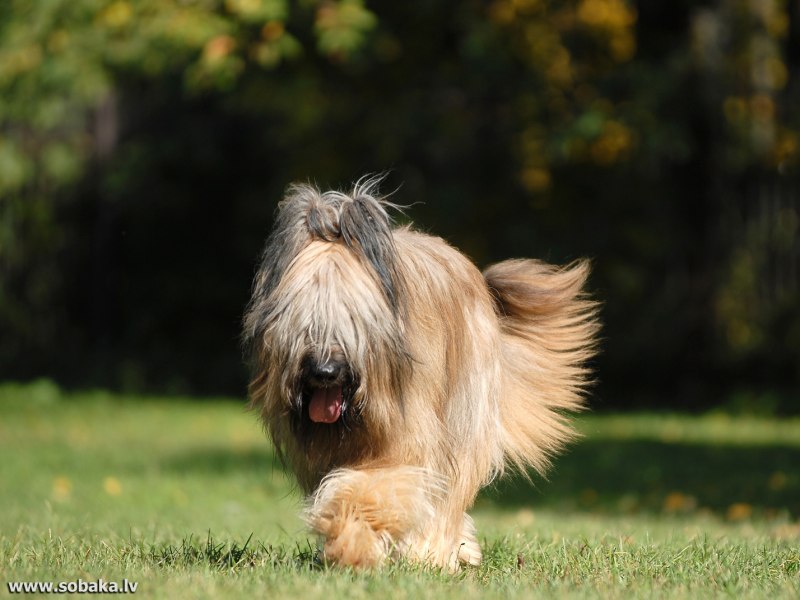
[301,356,351,424]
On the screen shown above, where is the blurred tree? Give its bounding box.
[0,0,378,388]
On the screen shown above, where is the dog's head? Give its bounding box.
[243,177,410,474]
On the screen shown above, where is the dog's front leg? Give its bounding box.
[304,465,447,568]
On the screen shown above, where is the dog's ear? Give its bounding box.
[340,192,404,315]
[243,185,317,351]
[248,181,346,307]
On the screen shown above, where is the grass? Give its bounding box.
[1,380,798,598]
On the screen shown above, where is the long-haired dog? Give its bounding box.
[243,176,598,570]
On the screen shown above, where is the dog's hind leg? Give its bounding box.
[400,507,482,570]
[456,513,482,566]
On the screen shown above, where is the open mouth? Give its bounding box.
[295,356,357,428]
[308,385,343,423]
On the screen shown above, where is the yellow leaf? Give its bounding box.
[663,492,696,513]
[726,503,753,521]
[103,477,123,497]
[203,36,236,64]
[52,476,72,501]
[97,2,132,28]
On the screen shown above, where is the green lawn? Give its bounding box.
[1,381,798,598]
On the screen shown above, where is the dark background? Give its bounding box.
[1,0,798,412]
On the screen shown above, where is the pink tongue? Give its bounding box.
[308,386,343,423]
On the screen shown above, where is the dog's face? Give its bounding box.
[257,240,404,434]
[243,180,410,483]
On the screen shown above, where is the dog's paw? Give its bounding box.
[405,513,482,570]
[321,517,390,568]
[304,466,446,568]
[457,537,482,567]
[457,513,482,566]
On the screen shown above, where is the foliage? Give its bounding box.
[0,0,377,390]
[0,1,798,407]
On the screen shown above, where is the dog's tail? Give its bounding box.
[483,259,599,477]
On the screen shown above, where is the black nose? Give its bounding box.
[310,359,343,384]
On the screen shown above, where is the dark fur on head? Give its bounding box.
[245,175,404,336]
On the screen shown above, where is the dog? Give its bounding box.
[243,176,598,570]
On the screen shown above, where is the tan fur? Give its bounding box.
[305,466,446,567]
[244,179,598,571]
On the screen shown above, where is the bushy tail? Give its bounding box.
[483,259,599,476]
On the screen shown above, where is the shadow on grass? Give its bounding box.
[482,439,800,518]
[160,447,287,476]
[158,438,799,519]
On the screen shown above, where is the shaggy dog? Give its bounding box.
[243,176,598,570]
